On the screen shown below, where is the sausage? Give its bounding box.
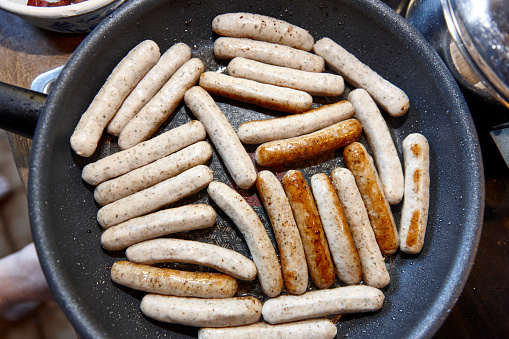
[141,294,262,327]
[111,261,237,298]
[282,170,335,289]
[106,43,192,136]
[238,101,354,144]
[81,120,206,186]
[94,141,213,206]
[207,181,283,297]
[184,87,257,189]
[100,204,216,251]
[118,58,205,149]
[349,89,404,204]
[227,57,344,96]
[256,171,308,295]
[212,13,314,51]
[97,165,213,228]
[310,173,362,285]
[70,40,160,157]
[331,167,390,288]
[214,37,324,73]
[198,319,337,339]
[198,72,312,114]
[126,238,257,281]
[343,142,399,255]
[262,285,385,324]
[313,37,409,117]
[255,119,362,167]
[399,133,430,254]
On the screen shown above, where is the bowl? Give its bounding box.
[0,0,126,33]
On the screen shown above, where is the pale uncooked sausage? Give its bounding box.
[262,285,384,324]
[227,57,343,96]
[97,165,213,227]
[207,181,283,297]
[237,101,354,144]
[126,238,257,280]
[81,120,206,186]
[70,40,160,157]
[214,37,324,72]
[141,294,262,327]
[106,43,192,136]
[212,13,314,51]
[100,204,216,250]
[118,58,204,149]
[331,167,390,288]
[314,37,409,117]
[184,87,257,189]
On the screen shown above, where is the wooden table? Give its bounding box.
[0,11,84,187]
[1,3,507,339]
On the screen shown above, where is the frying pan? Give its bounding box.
[12,0,483,338]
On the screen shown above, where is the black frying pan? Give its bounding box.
[13,0,484,338]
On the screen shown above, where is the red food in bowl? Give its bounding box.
[27,0,87,7]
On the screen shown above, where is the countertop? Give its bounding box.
[0,1,507,338]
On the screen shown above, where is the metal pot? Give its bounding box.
[406,0,509,108]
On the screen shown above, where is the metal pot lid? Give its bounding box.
[442,0,509,107]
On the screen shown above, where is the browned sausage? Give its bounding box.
[255,119,362,167]
[282,170,335,289]
[343,142,399,255]
[256,171,308,295]
[110,261,238,298]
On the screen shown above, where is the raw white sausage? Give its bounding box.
[238,101,354,144]
[198,319,337,339]
[399,133,430,254]
[262,285,385,324]
[97,165,213,228]
[256,171,308,295]
[70,40,160,157]
[310,173,362,285]
[212,13,314,51]
[349,89,404,205]
[207,181,283,297]
[214,37,324,72]
[106,43,192,136]
[81,120,206,186]
[184,86,256,189]
[94,141,213,205]
[227,57,343,96]
[314,37,409,117]
[118,58,204,149]
[331,167,390,288]
[141,294,262,327]
[100,204,216,250]
[199,72,312,114]
[126,238,257,281]
[111,261,237,298]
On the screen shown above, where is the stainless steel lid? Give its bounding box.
[442,0,509,107]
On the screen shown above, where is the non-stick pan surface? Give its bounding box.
[28,0,484,338]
